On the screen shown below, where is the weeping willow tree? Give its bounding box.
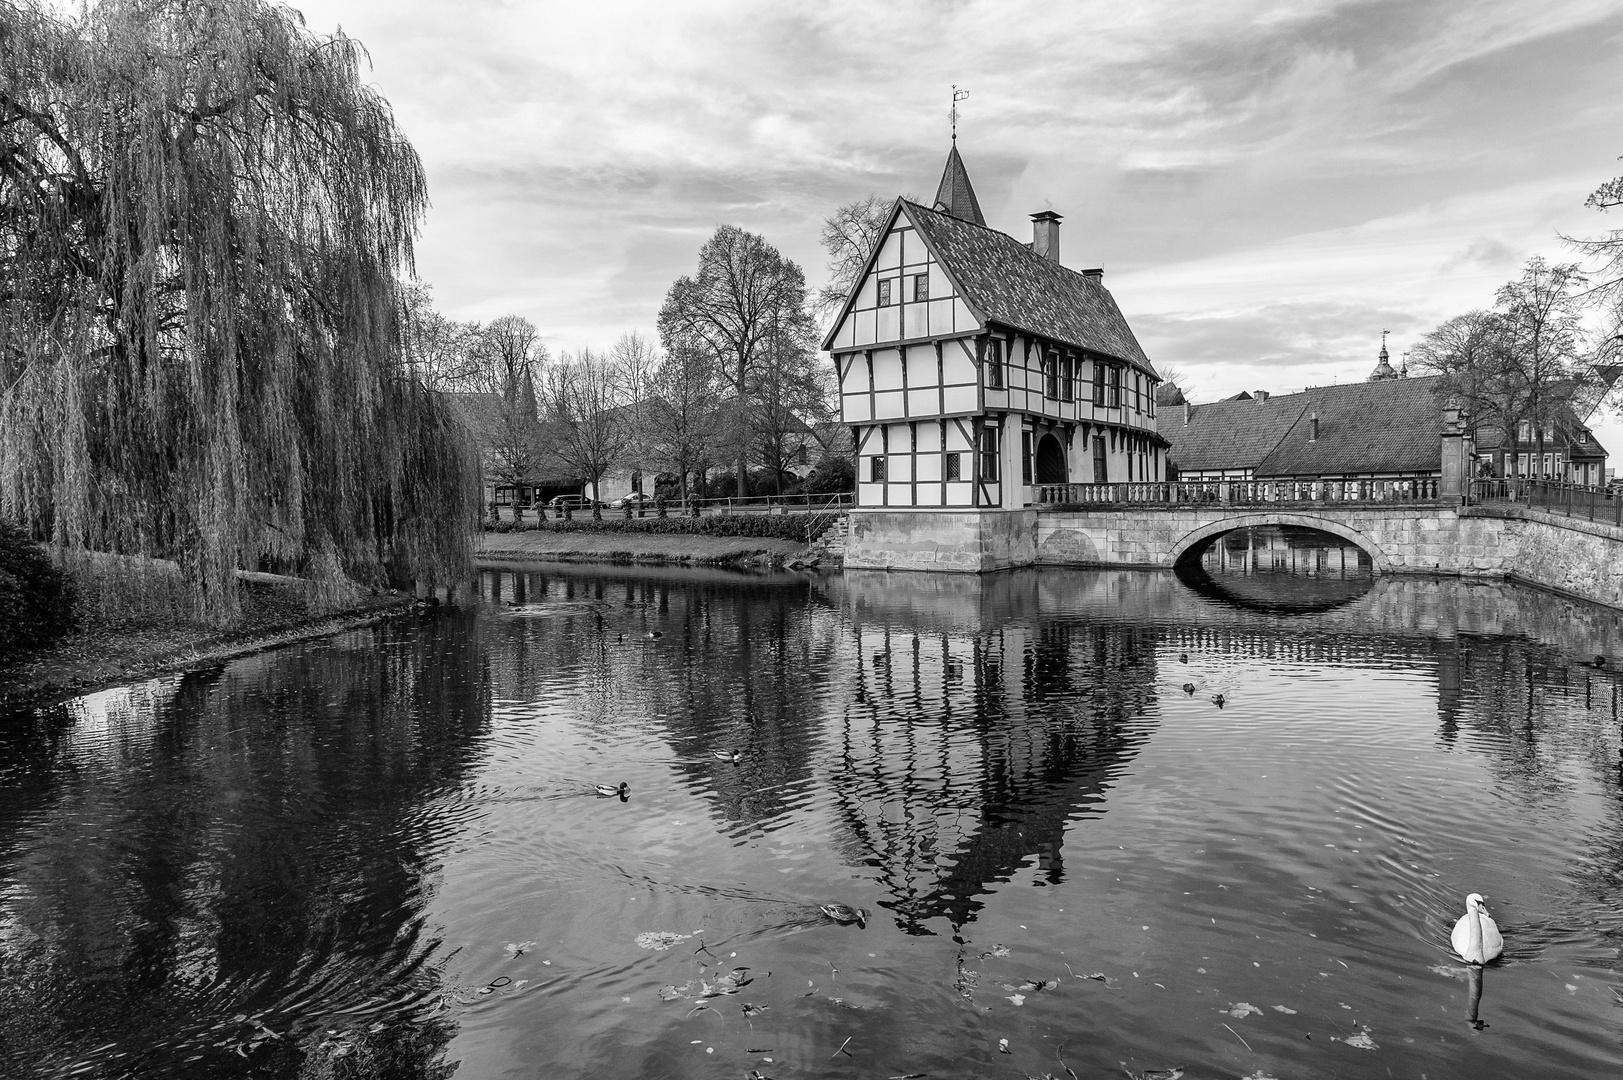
[0,0,478,623]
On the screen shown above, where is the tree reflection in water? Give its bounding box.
[8,562,1623,1078]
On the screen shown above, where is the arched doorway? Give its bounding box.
[1035,433,1068,484]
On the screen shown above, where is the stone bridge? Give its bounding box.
[842,500,1623,609]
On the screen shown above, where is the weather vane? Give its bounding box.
[1381,328,1390,348]
[951,85,969,141]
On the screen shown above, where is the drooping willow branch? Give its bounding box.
[0,0,479,623]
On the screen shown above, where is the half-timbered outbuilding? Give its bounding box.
[823,146,1166,512]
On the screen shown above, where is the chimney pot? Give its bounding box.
[1309,412,1320,442]
[1183,400,1192,425]
[1030,210,1062,262]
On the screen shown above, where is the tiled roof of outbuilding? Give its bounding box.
[1258,377,1445,476]
[932,144,986,227]
[1157,394,1309,473]
[905,201,1157,376]
[1158,376,1450,476]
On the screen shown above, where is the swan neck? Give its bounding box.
[1467,906,1484,957]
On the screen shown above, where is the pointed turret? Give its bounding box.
[932,145,986,226]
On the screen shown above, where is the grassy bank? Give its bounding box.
[0,567,413,712]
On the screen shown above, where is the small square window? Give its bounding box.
[913,273,928,302]
[870,455,887,482]
[945,452,961,481]
[877,279,893,307]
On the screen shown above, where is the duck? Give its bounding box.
[818,902,869,928]
[1178,654,1188,664]
[1451,893,1504,965]
[1181,682,1196,695]
[711,749,742,764]
[1211,693,1226,708]
[645,630,663,640]
[594,782,630,799]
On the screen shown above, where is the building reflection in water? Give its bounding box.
[824,572,1159,934]
[1180,525,1376,615]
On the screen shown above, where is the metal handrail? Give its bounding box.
[1470,478,1622,526]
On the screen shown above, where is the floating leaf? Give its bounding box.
[742,1002,768,1019]
[998,1037,1011,1053]
[636,931,693,951]
[1342,1028,1378,1050]
[1225,1002,1261,1018]
[1006,993,1026,1006]
[1271,1004,1297,1014]
[979,944,1011,959]
[659,982,692,1002]
[504,940,536,958]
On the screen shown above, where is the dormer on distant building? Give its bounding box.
[823,145,1165,513]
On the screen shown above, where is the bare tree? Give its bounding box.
[1495,258,1590,467]
[402,285,482,391]
[610,329,660,480]
[816,194,894,318]
[645,341,725,505]
[749,312,831,494]
[657,226,816,496]
[1409,310,1516,448]
[538,347,633,512]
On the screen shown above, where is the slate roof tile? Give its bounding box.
[905,201,1157,376]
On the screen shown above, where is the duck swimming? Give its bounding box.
[711,749,742,764]
[1451,893,1504,965]
[1211,693,1226,708]
[594,782,630,800]
[1181,683,1196,695]
[818,902,869,928]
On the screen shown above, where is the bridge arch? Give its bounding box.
[1168,513,1392,574]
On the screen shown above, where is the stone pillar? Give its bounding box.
[1440,396,1469,504]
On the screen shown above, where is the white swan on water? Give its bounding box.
[1451,893,1503,965]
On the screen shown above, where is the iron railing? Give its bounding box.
[1470,478,1623,526]
[1036,477,1442,507]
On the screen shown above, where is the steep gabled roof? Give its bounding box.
[905,201,1156,375]
[932,144,986,226]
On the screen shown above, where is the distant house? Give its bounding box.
[1158,344,1608,486]
[442,391,583,514]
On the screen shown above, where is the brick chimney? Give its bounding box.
[1255,390,1269,403]
[1183,400,1192,425]
[1309,412,1319,442]
[1031,211,1062,262]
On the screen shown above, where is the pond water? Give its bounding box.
[6,536,1623,1079]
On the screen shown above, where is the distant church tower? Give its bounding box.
[1368,332,1400,381]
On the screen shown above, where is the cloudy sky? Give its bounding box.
[293,0,1623,428]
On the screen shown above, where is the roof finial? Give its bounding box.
[1381,328,1390,357]
[951,85,968,142]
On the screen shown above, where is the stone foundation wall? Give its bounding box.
[844,510,1037,572]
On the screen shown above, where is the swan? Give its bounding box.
[1451,893,1503,965]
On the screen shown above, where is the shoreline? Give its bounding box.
[0,594,414,714]
[474,529,837,570]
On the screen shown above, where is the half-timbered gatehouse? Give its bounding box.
[823,146,1166,513]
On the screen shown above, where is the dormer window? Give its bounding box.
[877,279,893,307]
[912,274,928,302]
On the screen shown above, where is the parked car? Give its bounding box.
[548,493,592,510]
[609,492,655,508]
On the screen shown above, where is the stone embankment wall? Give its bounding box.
[843,505,1623,608]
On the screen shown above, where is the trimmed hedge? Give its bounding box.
[0,521,77,659]
[486,512,841,544]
